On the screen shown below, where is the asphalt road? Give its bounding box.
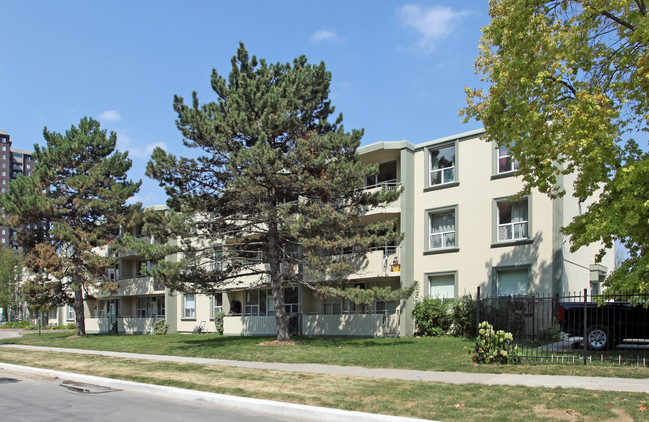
[0,367,298,422]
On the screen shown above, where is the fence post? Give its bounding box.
[476,286,481,337]
[583,288,588,366]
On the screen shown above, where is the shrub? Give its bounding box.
[153,319,168,335]
[214,311,225,335]
[412,299,452,336]
[449,294,477,337]
[471,321,520,364]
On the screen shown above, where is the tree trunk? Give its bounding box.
[268,222,289,341]
[74,285,86,336]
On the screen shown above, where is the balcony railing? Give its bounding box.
[99,276,164,297]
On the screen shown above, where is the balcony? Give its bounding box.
[306,246,401,282]
[223,312,399,337]
[360,180,401,216]
[100,276,165,297]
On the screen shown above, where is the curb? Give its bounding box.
[0,362,436,422]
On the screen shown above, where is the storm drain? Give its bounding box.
[60,380,120,394]
[0,377,19,384]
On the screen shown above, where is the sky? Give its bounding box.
[0,1,490,207]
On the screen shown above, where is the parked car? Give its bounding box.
[557,300,649,350]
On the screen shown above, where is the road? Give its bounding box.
[0,367,299,422]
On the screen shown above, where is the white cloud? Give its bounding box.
[129,141,168,159]
[99,110,121,122]
[397,4,469,54]
[311,29,342,44]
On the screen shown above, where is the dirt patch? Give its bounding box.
[257,340,305,346]
[65,335,81,339]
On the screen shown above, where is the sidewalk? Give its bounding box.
[2,342,649,393]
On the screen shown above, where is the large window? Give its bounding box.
[67,305,75,321]
[212,293,223,318]
[497,268,529,296]
[245,287,298,316]
[366,161,397,188]
[497,199,528,241]
[497,145,518,173]
[429,145,455,186]
[428,274,455,299]
[183,294,196,319]
[429,209,456,250]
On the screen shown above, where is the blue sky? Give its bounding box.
[0,1,489,206]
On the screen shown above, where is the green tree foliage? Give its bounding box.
[462,1,649,293]
[1,117,141,335]
[144,43,402,341]
[0,247,23,322]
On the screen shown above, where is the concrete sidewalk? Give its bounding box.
[2,343,649,393]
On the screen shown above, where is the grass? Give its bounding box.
[1,347,647,421]
[3,332,649,378]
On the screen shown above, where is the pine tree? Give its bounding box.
[0,247,23,322]
[1,117,141,335]
[145,43,403,341]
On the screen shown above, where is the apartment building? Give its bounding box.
[78,129,612,336]
[0,130,36,248]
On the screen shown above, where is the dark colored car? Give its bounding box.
[557,301,649,350]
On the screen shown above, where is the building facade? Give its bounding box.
[64,129,612,336]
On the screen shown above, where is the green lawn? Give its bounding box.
[0,347,647,421]
[3,332,649,378]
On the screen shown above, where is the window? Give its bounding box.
[497,199,528,242]
[323,296,343,315]
[137,297,147,317]
[497,145,518,173]
[1,146,5,151]
[244,290,260,315]
[183,294,196,319]
[428,274,455,299]
[366,161,397,189]
[429,145,455,185]
[212,293,223,317]
[429,209,456,250]
[67,305,76,321]
[497,268,529,296]
[375,299,398,314]
[26,164,31,169]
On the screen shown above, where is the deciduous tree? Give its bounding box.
[462,0,649,292]
[144,43,405,341]
[1,117,141,335]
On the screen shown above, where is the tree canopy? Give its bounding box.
[1,117,141,334]
[144,43,404,341]
[462,0,649,293]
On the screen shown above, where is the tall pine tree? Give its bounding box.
[1,117,141,335]
[145,43,402,341]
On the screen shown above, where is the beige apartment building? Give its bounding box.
[44,129,612,337]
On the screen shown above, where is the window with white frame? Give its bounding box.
[429,209,456,250]
[429,144,455,186]
[67,305,76,321]
[497,145,518,173]
[497,199,528,241]
[245,290,260,316]
[428,274,455,299]
[497,268,529,296]
[212,293,223,318]
[183,294,196,319]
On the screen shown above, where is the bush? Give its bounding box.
[412,299,452,336]
[471,321,520,364]
[449,294,477,337]
[153,319,168,335]
[214,311,225,335]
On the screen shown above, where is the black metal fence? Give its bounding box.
[476,288,649,366]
